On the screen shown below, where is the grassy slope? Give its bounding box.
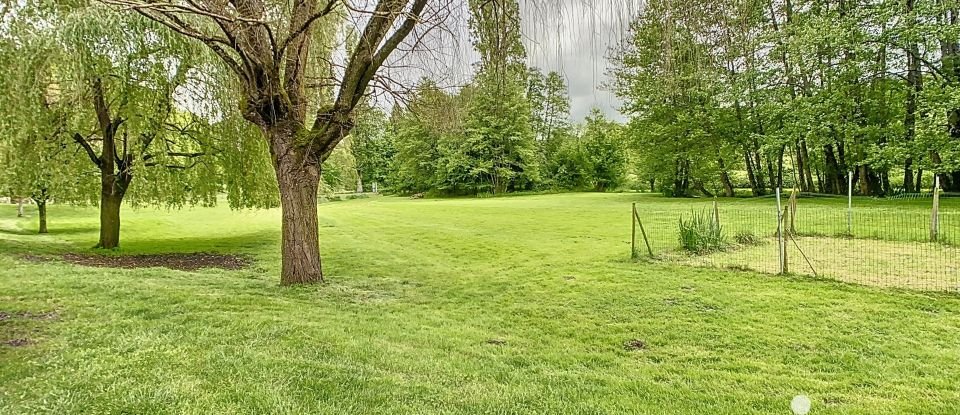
[1,193,959,414]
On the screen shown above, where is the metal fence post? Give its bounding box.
[931,177,941,242]
[847,171,853,236]
[631,203,637,258]
[776,188,784,274]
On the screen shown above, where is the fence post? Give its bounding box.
[631,203,637,258]
[847,171,853,236]
[931,177,940,242]
[776,188,784,274]
[713,197,720,230]
[789,187,798,234]
[782,205,789,274]
[634,208,654,258]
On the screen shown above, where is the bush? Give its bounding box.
[678,210,726,254]
[734,231,761,245]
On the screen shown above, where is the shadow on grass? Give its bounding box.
[0,226,100,236]
[1,228,280,261]
[80,229,281,256]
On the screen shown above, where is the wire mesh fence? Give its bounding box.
[631,190,959,293]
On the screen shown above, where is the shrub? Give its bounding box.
[734,231,761,245]
[678,210,726,254]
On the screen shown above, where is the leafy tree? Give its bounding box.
[463,0,538,194]
[580,109,628,191]
[1,3,219,241]
[0,22,97,233]
[528,69,574,189]
[349,106,393,193]
[612,0,960,197]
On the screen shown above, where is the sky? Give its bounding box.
[381,0,642,123]
[520,1,641,122]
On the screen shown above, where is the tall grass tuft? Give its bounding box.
[678,209,727,254]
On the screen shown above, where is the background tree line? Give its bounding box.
[611,0,960,197]
[349,0,629,196]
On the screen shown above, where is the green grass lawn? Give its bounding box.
[2,193,960,414]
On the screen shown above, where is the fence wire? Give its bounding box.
[632,194,959,293]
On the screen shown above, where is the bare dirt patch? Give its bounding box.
[0,311,59,322]
[623,339,647,351]
[17,254,47,263]
[60,253,250,271]
[3,338,33,347]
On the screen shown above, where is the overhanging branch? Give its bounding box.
[73,133,102,168]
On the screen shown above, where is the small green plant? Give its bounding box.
[734,231,761,245]
[678,209,726,254]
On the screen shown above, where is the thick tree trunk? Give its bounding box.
[276,160,323,285]
[800,139,814,191]
[97,193,122,249]
[824,144,843,194]
[37,200,47,234]
[904,0,921,193]
[743,150,762,196]
[717,157,735,197]
[267,121,325,285]
[673,158,691,197]
[765,157,777,193]
[904,160,915,193]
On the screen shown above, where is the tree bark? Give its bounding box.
[97,193,122,248]
[269,124,324,285]
[824,144,842,194]
[276,163,323,285]
[717,157,735,197]
[744,149,762,196]
[904,0,921,193]
[37,200,47,234]
[799,139,814,191]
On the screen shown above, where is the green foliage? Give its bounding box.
[611,0,960,197]
[0,2,240,212]
[734,230,761,246]
[349,106,394,192]
[580,109,628,191]
[678,209,726,254]
[463,71,539,194]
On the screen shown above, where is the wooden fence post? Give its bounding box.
[712,197,720,230]
[633,208,654,258]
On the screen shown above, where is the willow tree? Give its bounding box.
[0,6,99,233]
[98,0,432,284]
[2,3,224,247]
